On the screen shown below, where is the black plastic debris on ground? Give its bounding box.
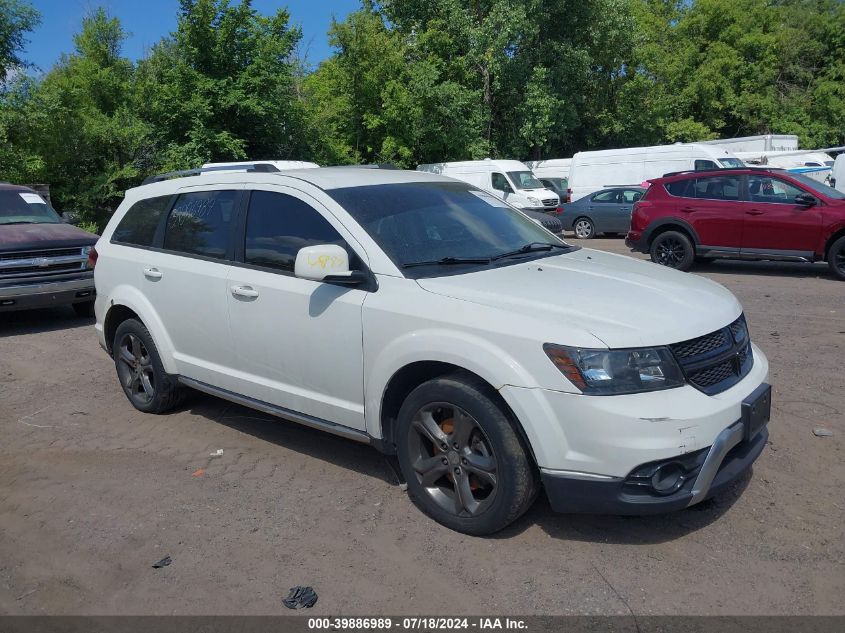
[152,556,172,569]
[283,586,318,609]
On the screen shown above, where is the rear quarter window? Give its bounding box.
[112,196,171,246]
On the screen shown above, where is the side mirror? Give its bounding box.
[795,193,816,207]
[62,212,80,225]
[294,244,365,284]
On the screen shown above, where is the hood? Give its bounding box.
[0,222,98,253]
[416,248,741,348]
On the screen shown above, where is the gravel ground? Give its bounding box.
[1,237,843,616]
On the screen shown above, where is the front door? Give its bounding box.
[226,187,368,431]
[742,174,823,255]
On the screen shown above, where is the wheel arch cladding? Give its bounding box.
[378,362,539,469]
[824,226,845,260]
[646,219,699,248]
[102,286,178,374]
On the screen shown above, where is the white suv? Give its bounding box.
[94,165,771,535]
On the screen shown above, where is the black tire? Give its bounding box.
[650,230,694,271]
[827,235,845,281]
[572,216,595,239]
[72,300,95,317]
[395,372,537,535]
[113,318,184,414]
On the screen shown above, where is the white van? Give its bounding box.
[832,154,845,193]
[526,159,571,201]
[202,160,320,172]
[567,143,744,202]
[417,159,559,211]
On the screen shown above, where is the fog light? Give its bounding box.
[650,462,685,495]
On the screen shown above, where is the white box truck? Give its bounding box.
[417,159,560,211]
[698,134,799,153]
[566,143,744,202]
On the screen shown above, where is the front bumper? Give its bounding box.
[0,274,95,311]
[542,419,767,514]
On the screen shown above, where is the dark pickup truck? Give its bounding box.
[1,183,98,315]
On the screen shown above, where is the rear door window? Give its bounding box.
[693,176,741,201]
[163,190,239,259]
[112,196,171,247]
[243,190,352,273]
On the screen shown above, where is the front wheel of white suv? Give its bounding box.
[113,319,184,414]
[395,372,537,535]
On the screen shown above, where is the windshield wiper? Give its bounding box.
[402,256,492,269]
[491,242,568,261]
[1,221,39,225]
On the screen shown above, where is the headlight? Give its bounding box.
[82,245,94,268]
[543,344,685,395]
[527,196,540,206]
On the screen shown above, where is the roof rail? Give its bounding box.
[660,166,786,178]
[141,163,280,185]
[328,163,399,170]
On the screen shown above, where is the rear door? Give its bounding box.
[588,189,625,233]
[742,174,823,255]
[140,185,242,390]
[665,175,744,250]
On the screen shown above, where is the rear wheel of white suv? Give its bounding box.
[113,319,184,414]
[395,372,537,535]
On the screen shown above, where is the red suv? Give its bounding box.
[626,168,845,280]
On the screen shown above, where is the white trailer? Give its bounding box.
[698,134,799,153]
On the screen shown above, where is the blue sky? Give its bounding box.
[23,0,361,72]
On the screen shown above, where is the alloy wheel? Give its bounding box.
[574,219,593,239]
[655,237,686,267]
[407,402,498,518]
[116,333,156,405]
[836,244,845,275]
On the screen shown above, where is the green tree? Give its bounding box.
[0,0,40,79]
[136,0,308,170]
[1,8,146,226]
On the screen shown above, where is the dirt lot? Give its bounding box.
[1,238,843,616]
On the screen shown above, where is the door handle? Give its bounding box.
[230,285,259,299]
[745,209,765,216]
[680,206,695,213]
[620,207,630,212]
[143,267,162,279]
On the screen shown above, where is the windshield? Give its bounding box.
[327,181,574,277]
[718,158,745,168]
[541,178,567,192]
[507,171,544,190]
[0,190,62,225]
[788,173,845,199]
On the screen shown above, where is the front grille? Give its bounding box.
[0,247,87,280]
[542,198,558,207]
[670,315,753,395]
[672,330,727,359]
[0,247,82,261]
